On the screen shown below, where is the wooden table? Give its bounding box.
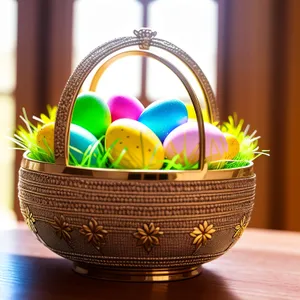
[1,224,300,300]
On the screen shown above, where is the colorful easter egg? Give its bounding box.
[223,132,240,159]
[107,95,144,122]
[36,122,55,154]
[186,103,197,119]
[138,99,188,142]
[105,119,164,169]
[163,121,228,165]
[186,103,211,123]
[69,124,99,166]
[71,92,111,138]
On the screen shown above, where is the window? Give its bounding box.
[73,0,218,102]
[148,0,218,100]
[73,0,142,99]
[0,0,17,225]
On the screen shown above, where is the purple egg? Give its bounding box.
[163,122,228,165]
[107,95,144,122]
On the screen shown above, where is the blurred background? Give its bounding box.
[0,0,299,231]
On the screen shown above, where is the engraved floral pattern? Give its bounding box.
[233,216,249,239]
[133,223,163,253]
[23,206,37,233]
[80,218,108,251]
[190,221,216,252]
[51,215,72,242]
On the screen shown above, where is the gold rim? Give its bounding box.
[21,153,254,181]
[73,263,202,282]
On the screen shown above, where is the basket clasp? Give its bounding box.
[133,28,157,50]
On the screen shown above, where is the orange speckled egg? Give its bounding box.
[223,133,240,160]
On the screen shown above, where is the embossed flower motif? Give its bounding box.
[80,218,108,250]
[190,221,216,252]
[51,215,72,242]
[23,206,37,233]
[133,223,163,253]
[233,216,249,239]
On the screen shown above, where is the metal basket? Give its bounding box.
[19,29,256,282]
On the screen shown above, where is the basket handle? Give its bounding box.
[54,28,218,170]
[90,49,207,169]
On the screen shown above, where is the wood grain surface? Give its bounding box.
[0,225,300,300]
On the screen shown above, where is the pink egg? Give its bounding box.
[107,95,144,122]
[163,122,228,165]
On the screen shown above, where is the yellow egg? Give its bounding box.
[223,133,240,160]
[185,104,211,123]
[36,122,55,154]
[186,103,197,119]
[105,119,164,169]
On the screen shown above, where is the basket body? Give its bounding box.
[19,158,255,281]
[17,29,257,282]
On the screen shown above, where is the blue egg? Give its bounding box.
[138,99,188,142]
[69,124,99,166]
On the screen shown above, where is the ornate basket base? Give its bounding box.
[73,263,202,282]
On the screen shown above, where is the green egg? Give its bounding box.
[71,92,111,138]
